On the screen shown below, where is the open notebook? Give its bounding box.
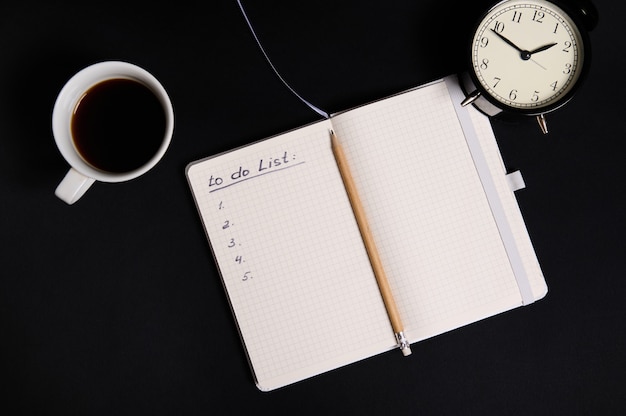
[186,76,547,391]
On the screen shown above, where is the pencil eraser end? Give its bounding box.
[401,346,412,356]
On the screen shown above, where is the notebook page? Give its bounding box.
[330,79,524,342]
[186,120,396,391]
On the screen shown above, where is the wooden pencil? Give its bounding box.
[330,129,412,356]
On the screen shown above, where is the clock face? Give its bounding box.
[470,0,587,114]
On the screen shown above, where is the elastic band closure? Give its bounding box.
[506,170,526,192]
[445,77,535,305]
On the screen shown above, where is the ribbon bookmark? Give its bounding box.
[236,0,330,119]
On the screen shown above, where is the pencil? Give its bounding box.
[330,129,412,356]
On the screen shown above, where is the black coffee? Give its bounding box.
[71,78,166,173]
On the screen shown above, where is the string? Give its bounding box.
[236,0,330,119]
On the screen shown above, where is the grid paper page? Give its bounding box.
[331,79,526,342]
[186,120,397,391]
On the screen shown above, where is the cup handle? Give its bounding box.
[55,168,96,205]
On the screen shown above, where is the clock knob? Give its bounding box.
[536,114,548,134]
[567,0,598,30]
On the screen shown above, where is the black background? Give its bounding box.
[1,1,624,414]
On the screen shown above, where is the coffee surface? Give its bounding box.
[71,78,166,173]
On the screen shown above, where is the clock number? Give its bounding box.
[511,11,522,23]
[493,21,505,33]
[479,36,489,48]
[480,58,489,70]
[531,91,540,102]
[563,63,572,74]
[532,10,545,23]
[492,77,501,88]
[553,22,560,34]
[562,41,572,53]
[550,81,558,91]
[509,90,518,101]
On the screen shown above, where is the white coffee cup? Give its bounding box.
[52,61,174,204]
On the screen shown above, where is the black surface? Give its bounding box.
[1,1,624,414]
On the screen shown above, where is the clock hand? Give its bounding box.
[530,58,547,70]
[528,42,558,55]
[490,29,524,52]
[527,43,557,69]
[490,29,533,61]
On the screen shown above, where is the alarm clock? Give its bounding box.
[460,0,598,133]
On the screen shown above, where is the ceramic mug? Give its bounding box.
[52,61,174,204]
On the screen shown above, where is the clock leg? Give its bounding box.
[461,90,481,107]
[536,114,548,134]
